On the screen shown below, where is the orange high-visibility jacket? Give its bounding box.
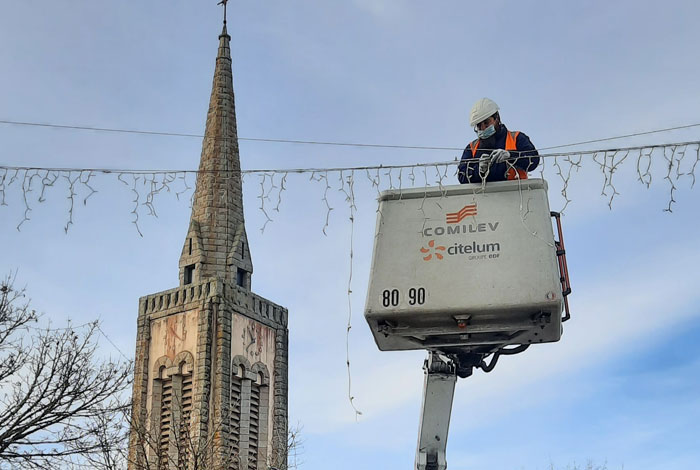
[457,126,539,184]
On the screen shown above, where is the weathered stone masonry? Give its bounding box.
[128,23,288,470]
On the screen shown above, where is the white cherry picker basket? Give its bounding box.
[364,178,571,354]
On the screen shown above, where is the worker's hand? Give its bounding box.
[478,153,492,177]
[489,149,511,164]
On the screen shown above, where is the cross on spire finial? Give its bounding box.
[218,0,229,25]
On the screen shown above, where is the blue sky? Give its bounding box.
[1,2,700,469]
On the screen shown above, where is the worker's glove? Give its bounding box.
[478,153,492,177]
[489,149,511,164]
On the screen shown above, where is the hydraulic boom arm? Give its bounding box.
[415,352,457,470]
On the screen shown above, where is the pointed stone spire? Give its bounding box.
[179,22,253,289]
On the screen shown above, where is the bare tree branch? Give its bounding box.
[0,274,133,470]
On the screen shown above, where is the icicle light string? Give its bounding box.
[0,140,699,234]
[3,138,699,421]
[339,170,362,419]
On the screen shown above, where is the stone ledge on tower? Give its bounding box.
[139,278,288,328]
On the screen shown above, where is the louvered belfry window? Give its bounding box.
[230,358,270,470]
[229,372,242,470]
[248,381,260,470]
[159,377,173,469]
[178,373,193,468]
[151,353,194,470]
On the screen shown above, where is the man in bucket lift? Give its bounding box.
[458,98,540,183]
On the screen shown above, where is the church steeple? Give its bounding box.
[179,16,252,289]
[129,8,287,470]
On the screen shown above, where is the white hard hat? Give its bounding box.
[469,98,499,127]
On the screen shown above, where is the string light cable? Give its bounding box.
[1,118,700,152]
[2,120,698,419]
[1,139,699,175]
[0,137,698,236]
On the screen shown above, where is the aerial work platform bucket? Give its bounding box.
[364,178,570,354]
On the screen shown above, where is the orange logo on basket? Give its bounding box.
[420,240,446,261]
[446,204,477,224]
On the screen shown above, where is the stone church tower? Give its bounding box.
[128,20,288,470]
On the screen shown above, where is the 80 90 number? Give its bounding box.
[381,287,426,307]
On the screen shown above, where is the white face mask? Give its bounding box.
[477,124,496,140]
